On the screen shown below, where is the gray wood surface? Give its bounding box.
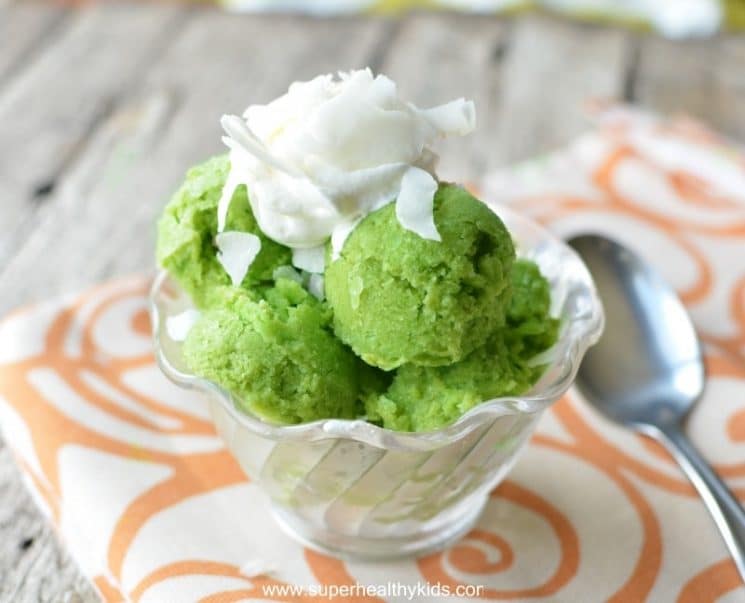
[0,2,743,601]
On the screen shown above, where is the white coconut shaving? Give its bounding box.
[526,341,563,368]
[308,273,325,300]
[395,166,441,242]
[216,169,242,234]
[330,216,363,260]
[291,245,326,274]
[215,231,261,287]
[166,309,201,342]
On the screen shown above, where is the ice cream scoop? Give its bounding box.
[364,258,559,431]
[324,183,515,370]
[181,279,367,424]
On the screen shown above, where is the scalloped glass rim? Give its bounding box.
[150,203,604,452]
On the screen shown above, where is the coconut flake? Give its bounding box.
[395,166,440,241]
[309,159,408,215]
[272,265,303,284]
[291,245,326,274]
[215,231,261,286]
[217,170,241,233]
[526,342,562,368]
[220,115,301,177]
[166,309,200,342]
[308,274,325,300]
[418,98,476,136]
[330,216,363,260]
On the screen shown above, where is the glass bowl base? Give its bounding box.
[269,495,488,561]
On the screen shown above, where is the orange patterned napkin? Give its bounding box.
[0,106,744,602]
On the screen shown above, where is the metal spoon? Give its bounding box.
[569,234,745,582]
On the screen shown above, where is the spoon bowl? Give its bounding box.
[570,234,745,584]
[570,235,705,431]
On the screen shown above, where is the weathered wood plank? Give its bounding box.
[492,17,630,164]
[0,14,392,316]
[634,34,745,140]
[0,449,99,603]
[380,14,508,183]
[0,1,188,269]
[0,2,68,89]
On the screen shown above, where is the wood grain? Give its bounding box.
[0,1,68,89]
[634,33,745,139]
[0,449,100,602]
[491,16,631,164]
[0,4,744,601]
[0,1,188,270]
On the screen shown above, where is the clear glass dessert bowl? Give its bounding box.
[149,203,604,561]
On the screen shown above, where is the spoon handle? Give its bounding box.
[658,424,745,582]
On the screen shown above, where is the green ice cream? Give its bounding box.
[156,155,291,309]
[505,259,560,361]
[324,184,515,370]
[158,156,557,432]
[364,259,559,432]
[182,278,368,424]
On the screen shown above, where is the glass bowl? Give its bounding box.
[149,203,604,560]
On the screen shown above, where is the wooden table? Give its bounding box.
[1,1,744,599]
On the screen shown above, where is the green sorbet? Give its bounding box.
[365,259,559,432]
[505,259,560,360]
[156,154,291,309]
[325,183,515,370]
[182,278,368,425]
[160,156,557,432]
